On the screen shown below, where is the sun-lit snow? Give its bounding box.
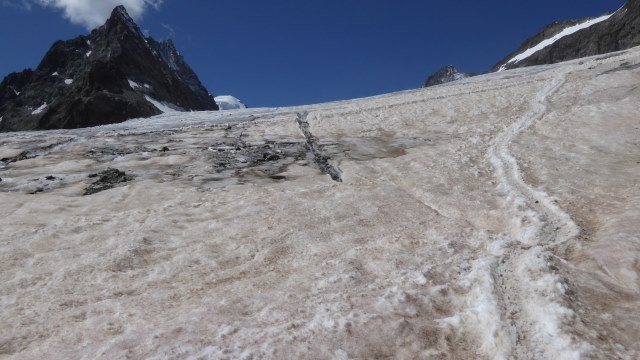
[215,95,247,110]
[31,102,47,115]
[499,14,613,71]
[1,48,639,359]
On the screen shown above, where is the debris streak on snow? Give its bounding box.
[1,48,640,359]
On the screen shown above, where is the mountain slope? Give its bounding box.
[1,47,639,359]
[493,0,640,71]
[0,6,218,132]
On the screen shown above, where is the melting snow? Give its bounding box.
[32,102,47,115]
[499,14,613,71]
[144,95,184,113]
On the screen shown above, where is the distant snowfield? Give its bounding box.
[215,95,247,110]
[1,47,639,359]
[499,14,613,71]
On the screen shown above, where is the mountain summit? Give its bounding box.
[0,5,218,132]
[423,65,473,87]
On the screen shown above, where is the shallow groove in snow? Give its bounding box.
[486,71,588,358]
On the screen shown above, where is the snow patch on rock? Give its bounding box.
[32,102,47,115]
[499,14,613,71]
[144,95,184,113]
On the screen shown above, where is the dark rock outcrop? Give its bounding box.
[493,0,640,71]
[423,65,474,88]
[0,5,218,132]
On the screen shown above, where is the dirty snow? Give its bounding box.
[1,48,639,359]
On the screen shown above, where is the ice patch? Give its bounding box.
[32,102,47,115]
[144,95,184,113]
[64,79,73,85]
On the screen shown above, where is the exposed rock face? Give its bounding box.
[493,0,640,71]
[0,5,218,132]
[423,65,473,87]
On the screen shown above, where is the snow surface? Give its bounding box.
[86,50,92,57]
[144,95,184,113]
[1,48,640,359]
[215,95,247,110]
[499,14,613,71]
[64,79,73,85]
[128,79,142,89]
[31,102,47,115]
[51,72,59,76]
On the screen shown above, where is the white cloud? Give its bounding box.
[161,23,175,39]
[2,0,32,11]
[36,0,163,30]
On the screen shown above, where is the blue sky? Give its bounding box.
[0,0,625,107]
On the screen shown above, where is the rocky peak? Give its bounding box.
[108,5,141,35]
[0,5,218,132]
[423,65,473,88]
